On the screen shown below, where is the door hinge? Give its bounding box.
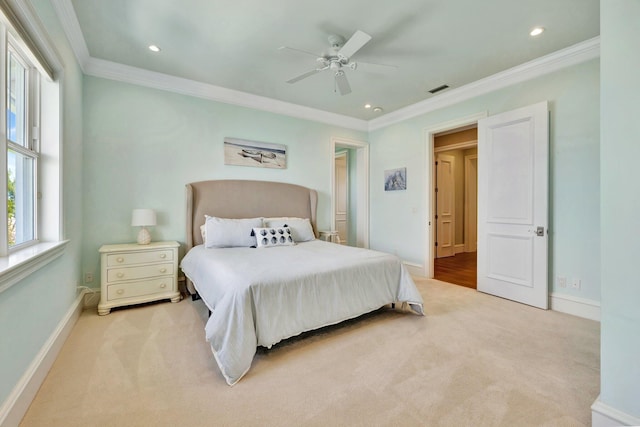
[435,215,438,219]
[435,187,438,193]
[435,242,438,247]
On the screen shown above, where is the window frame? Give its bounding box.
[5,39,39,252]
[0,7,66,294]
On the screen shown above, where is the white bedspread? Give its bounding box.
[180,240,424,385]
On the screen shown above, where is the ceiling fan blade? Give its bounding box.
[337,30,372,60]
[278,46,320,58]
[352,60,398,74]
[334,71,351,95]
[286,67,326,84]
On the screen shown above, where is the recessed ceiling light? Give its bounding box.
[148,45,161,52]
[364,104,372,109]
[373,107,383,113]
[530,27,545,37]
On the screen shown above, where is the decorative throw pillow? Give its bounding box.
[263,217,316,242]
[204,216,263,248]
[252,227,295,248]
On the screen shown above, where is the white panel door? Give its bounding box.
[436,154,455,258]
[477,102,548,309]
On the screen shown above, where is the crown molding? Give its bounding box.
[51,0,598,133]
[83,56,368,131]
[368,36,600,131]
[50,0,98,71]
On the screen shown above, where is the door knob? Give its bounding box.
[535,226,545,236]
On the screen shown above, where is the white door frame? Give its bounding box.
[331,137,369,248]
[464,154,478,253]
[424,112,487,277]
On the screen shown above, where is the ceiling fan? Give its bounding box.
[279,30,395,95]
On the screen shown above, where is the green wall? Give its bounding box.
[81,76,366,280]
[599,0,640,419]
[0,0,84,406]
[369,59,600,303]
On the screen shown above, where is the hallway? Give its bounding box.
[434,252,477,289]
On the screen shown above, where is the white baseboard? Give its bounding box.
[550,292,600,321]
[0,290,85,427]
[402,261,426,277]
[592,396,640,426]
[454,244,465,254]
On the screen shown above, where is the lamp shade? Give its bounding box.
[131,209,157,227]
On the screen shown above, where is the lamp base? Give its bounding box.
[137,227,151,245]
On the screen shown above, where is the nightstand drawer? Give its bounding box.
[106,263,174,283]
[107,278,174,301]
[106,249,174,267]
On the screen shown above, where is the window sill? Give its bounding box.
[0,240,69,294]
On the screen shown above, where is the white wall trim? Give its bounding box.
[0,289,85,427]
[369,37,600,131]
[592,396,640,427]
[49,0,89,70]
[402,261,426,278]
[87,57,368,131]
[550,292,600,321]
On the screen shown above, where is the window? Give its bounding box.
[0,4,65,294]
[6,45,37,249]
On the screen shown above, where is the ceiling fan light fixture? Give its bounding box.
[530,27,545,37]
[148,44,161,52]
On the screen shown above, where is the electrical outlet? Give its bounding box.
[557,276,567,288]
[571,278,581,290]
[84,272,94,283]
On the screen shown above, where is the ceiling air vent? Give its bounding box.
[428,84,449,94]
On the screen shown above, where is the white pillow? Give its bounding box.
[252,227,295,248]
[204,216,263,248]
[264,217,315,242]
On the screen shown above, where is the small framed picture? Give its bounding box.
[384,167,407,191]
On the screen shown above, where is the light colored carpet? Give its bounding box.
[20,279,600,427]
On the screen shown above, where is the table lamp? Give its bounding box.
[131,209,156,245]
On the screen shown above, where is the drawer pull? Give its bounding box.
[116,257,124,263]
[117,272,124,278]
[160,268,167,273]
[160,253,167,259]
[160,283,166,288]
[116,289,124,295]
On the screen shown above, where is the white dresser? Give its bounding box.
[98,241,181,315]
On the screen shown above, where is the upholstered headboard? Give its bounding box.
[185,180,318,253]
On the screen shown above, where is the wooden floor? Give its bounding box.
[434,251,477,289]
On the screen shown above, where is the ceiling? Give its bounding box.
[64,0,599,121]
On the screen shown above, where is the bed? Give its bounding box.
[180,179,424,385]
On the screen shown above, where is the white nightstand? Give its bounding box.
[98,241,181,315]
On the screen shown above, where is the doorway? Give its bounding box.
[423,112,486,285]
[433,127,478,288]
[331,137,369,248]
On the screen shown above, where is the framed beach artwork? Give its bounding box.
[224,137,287,169]
[384,167,407,191]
